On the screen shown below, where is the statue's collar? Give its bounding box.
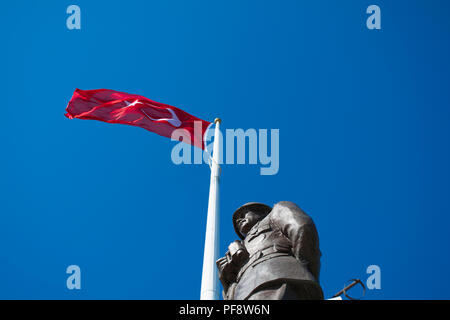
[246,221,260,237]
[246,217,270,237]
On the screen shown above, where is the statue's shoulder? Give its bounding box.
[273,201,306,212]
[269,201,314,226]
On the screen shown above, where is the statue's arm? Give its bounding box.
[216,240,249,299]
[270,201,320,265]
[217,255,233,295]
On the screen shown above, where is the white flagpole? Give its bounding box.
[200,118,221,300]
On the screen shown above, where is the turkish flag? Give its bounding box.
[65,89,211,149]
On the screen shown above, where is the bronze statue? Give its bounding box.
[216,201,323,300]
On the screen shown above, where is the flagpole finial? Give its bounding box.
[214,118,221,124]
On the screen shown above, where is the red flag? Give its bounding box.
[65,89,211,149]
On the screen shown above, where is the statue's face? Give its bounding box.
[237,211,262,237]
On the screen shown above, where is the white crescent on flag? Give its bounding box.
[124,100,182,127]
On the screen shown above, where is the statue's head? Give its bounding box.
[233,202,272,239]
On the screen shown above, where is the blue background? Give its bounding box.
[1,0,450,299]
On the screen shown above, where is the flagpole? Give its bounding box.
[200,118,221,300]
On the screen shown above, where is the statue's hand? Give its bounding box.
[228,241,249,267]
[216,256,229,275]
[216,253,237,291]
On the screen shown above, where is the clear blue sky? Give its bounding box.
[1,0,450,299]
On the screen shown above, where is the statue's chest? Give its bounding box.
[243,220,290,256]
